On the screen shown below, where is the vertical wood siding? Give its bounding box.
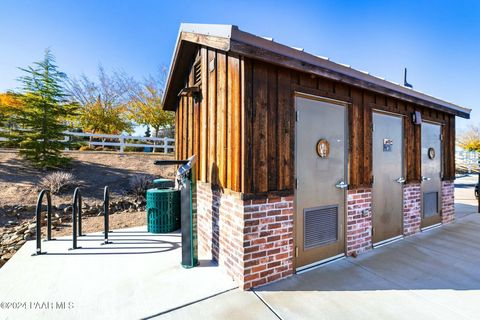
[175,52,456,196]
[176,47,242,191]
[240,57,455,194]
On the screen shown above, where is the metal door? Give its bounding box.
[295,95,347,269]
[421,122,442,228]
[372,112,404,244]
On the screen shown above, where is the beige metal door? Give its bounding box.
[421,122,442,228]
[372,112,404,244]
[295,95,347,269]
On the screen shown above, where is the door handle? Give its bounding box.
[421,176,431,182]
[335,181,348,189]
[394,177,406,184]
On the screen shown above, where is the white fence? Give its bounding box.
[0,131,175,154]
[65,132,174,153]
[456,147,479,173]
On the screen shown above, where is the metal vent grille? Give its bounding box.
[423,192,438,217]
[193,61,201,85]
[304,205,338,250]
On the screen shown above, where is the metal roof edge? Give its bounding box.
[164,23,471,118]
[180,23,235,38]
[229,26,471,118]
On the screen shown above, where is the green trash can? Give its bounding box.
[153,178,175,189]
[146,188,180,233]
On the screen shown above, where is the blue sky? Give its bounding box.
[0,0,479,130]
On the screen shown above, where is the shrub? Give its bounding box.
[128,174,153,198]
[39,171,76,194]
[92,146,114,151]
[79,145,94,151]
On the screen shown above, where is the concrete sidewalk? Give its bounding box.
[254,213,480,320]
[455,174,478,218]
[0,227,237,320]
[158,212,480,320]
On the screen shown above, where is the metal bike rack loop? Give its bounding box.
[32,189,52,256]
[103,186,111,244]
[69,187,82,250]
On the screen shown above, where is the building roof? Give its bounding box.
[163,23,471,119]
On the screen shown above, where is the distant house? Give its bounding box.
[162,23,471,289]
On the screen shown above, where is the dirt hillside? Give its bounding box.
[0,149,175,207]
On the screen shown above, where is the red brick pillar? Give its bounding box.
[346,189,373,256]
[403,183,421,236]
[441,181,455,224]
[243,196,294,289]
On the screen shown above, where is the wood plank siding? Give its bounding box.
[176,47,243,190]
[175,49,456,197]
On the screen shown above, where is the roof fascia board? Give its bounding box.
[180,31,231,52]
[162,26,185,109]
[162,24,233,109]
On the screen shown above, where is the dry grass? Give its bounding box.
[39,171,76,194]
[0,149,175,207]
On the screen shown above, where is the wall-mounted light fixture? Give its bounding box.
[411,111,422,125]
[178,86,201,103]
[178,86,200,97]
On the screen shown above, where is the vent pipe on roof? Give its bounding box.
[404,68,413,88]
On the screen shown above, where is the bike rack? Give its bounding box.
[69,187,82,250]
[32,189,52,256]
[102,186,111,245]
[30,185,121,254]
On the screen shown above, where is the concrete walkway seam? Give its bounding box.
[252,289,283,320]
[139,287,238,319]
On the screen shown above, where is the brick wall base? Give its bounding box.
[346,189,372,256]
[196,180,455,289]
[403,183,421,236]
[442,181,455,224]
[243,196,294,289]
[197,182,294,290]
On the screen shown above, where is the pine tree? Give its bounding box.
[7,50,77,168]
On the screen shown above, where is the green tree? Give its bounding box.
[0,96,7,135]
[66,66,134,134]
[6,50,77,168]
[77,95,133,134]
[0,92,24,147]
[458,125,480,151]
[128,71,175,137]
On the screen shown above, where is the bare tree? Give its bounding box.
[66,65,135,134]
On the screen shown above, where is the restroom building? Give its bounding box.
[162,24,471,289]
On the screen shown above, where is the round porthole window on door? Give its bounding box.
[428,147,436,159]
[316,139,330,158]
